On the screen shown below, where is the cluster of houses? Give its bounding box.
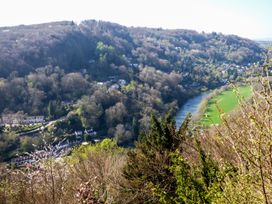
[220,63,252,74]
[74,128,97,137]
[216,62,255,83]
[10,133,101,167]
[11,139,83,167]
[11,150,52,166]
[0,114,45,126]
[96,76,128,92]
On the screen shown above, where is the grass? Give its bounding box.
[201,86,252,125]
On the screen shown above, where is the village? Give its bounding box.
[0,113,99,167]
[0,114,45,126]
[10,128,99,167]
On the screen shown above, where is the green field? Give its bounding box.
[201,86,252,125]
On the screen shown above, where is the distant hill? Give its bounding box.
[0,20,265,78]
[256,40,272,49]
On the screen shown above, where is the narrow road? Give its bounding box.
[18,117,65,136]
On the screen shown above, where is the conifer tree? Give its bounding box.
[122,113,225,204]
[122,114,190,203]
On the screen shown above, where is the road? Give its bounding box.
[18,118,65,136]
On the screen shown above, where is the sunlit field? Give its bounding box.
[201,86,252,125]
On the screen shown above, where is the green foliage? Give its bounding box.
[152,139,230,204]
[47,100,54,120]
[17,124,42,132]
[20,136,35,153]
[122,114,180,203]
[0,137,126,204]
[122,113,234,203]
[68,138,124,164]
[75,96,103,128]
[169,151,206,204]
[0,132,20,161]
[0,20,270,203]
[201,86,252,125]
[0,20,264,79]
[52,113,82,134]
[0,19,266,156]
[122,80,137,93]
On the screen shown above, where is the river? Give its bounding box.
[175,92,208,128]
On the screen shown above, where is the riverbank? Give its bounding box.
[175,92,209,127]
[175,84,253,127]
[200,85,252,125]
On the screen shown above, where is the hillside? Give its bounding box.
[0,20,267,160]
[1,77,272,203]
[1,19,272,204]
[0,20,265,78]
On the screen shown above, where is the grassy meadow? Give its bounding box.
[201,86,252,125]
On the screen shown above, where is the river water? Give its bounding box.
[175,92,208,128]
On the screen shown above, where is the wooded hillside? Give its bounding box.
[0,20,265,78]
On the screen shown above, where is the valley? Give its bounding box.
[1,0,272,202]
[0,20,267,162]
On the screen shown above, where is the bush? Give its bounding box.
[0,139,126,204]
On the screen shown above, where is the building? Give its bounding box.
[0,114,45,125]
[1,114,25,125]
[118,79,127,87]
[23,116,45,124]
[108,84,120,91]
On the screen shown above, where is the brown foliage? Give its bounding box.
[0,142,126,204]
[199,77,272,203]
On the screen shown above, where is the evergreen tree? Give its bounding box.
[122,113,191,203]
[47,100,54,120]
[122,113,226,204]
